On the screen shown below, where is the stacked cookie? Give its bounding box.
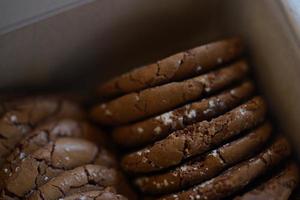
[91,38,299,199]
[0,97,131,200]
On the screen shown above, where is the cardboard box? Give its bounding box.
[0,0,299,159]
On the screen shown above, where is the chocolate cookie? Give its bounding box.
[2,96,85,124]
[28,164,118,200]
[61,188,128,200]
[158,136,291,200]
[134,122,271,195]
[91,60,249,125]
[121,97,266,173]
[234,162,299,200]
[4,119,111,166]
[3,119,86,163]
[113,81,254,148]
[97,37,243,98]
[0,138,116,198]
[0,97,85,165]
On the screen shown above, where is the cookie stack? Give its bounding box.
[91,38,299,199]
[0,97,131,200]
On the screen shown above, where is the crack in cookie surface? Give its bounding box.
[121,97,266,173]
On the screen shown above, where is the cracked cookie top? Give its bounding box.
[113,80,254,148]
[134,122,272,195]
[91,60,248,125]
[158,136,292,200]
[0,137,117,198]
[61,188,128,200]
[121,97,266,173]
[0,97,85,166]
[234,162,299,200]
[97,38,243,98]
